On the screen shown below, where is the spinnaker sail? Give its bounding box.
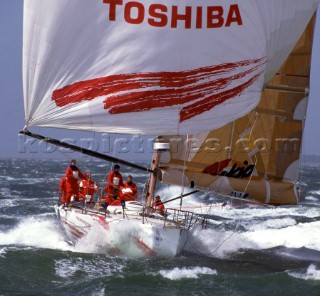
[23,0,319,135]
[159,16,316,205]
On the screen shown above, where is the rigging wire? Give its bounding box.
[95,134,118,205]
[32,158,58,198]
[243,112,259,193]
[89,131,96,173]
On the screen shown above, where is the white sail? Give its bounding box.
[23,0,319,135]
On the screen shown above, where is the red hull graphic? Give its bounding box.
[52,58,266,122]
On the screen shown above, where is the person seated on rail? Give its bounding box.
[152,195,165,216]
[79,172,99,204]
[121,175,138,201]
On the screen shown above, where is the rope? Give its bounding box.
[210,220,240,254]
[185,210,243,257]
[180,134,190,210]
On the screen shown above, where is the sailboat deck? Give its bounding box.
[63,202,206,230]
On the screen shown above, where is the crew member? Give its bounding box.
[79,172,99,203]
[152,195,165,216]
[121,175,138,201]
[59,176,67,204]
[104,164,124,205]
[65,159,86,203]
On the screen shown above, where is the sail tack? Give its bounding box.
[23,0,319,135]
[159,16,316,205]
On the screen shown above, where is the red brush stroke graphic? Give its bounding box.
[180,70,264,122]
[105,64,264,116]
[52,57,266,122]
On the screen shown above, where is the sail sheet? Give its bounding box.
[23,0,319,135]
[159,16,316,205]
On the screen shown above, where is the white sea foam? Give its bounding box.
[309,190,320,196]
[243,218,297,231]
[54,257,123,279]
[75,220,157,258]
[0,245,38,261]
[0,176,47,184]
[1,176,16,181]
[184,218,320,258]
[288,264,320,281]
[0,214,19,220]
[0,247,7,258]
[97,164,106,168]
[185,226,257,258]
[159,184,319,221]
[305,196,319,201]
[91,287,106,296]
[0,199,15,207]
[0,217,72,251]
[183,202,320,221]
[158,267,217,280]
[243,221,320,251]
[0,188,12,197]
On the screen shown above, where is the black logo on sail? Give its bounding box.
[219,160,255,178]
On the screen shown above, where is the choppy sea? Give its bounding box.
[0,158,320,295]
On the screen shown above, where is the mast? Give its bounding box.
[146,139,170,208]
[146,151,160,208]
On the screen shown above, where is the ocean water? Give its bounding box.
[0,158,320,295]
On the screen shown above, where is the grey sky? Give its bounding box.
[0,1,319,160]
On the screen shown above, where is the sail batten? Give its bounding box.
[23,0,320,136]
[266,84,309,93]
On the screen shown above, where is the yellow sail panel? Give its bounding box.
[159,16,315,205]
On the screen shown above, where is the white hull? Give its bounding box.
[55,201,194,257]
